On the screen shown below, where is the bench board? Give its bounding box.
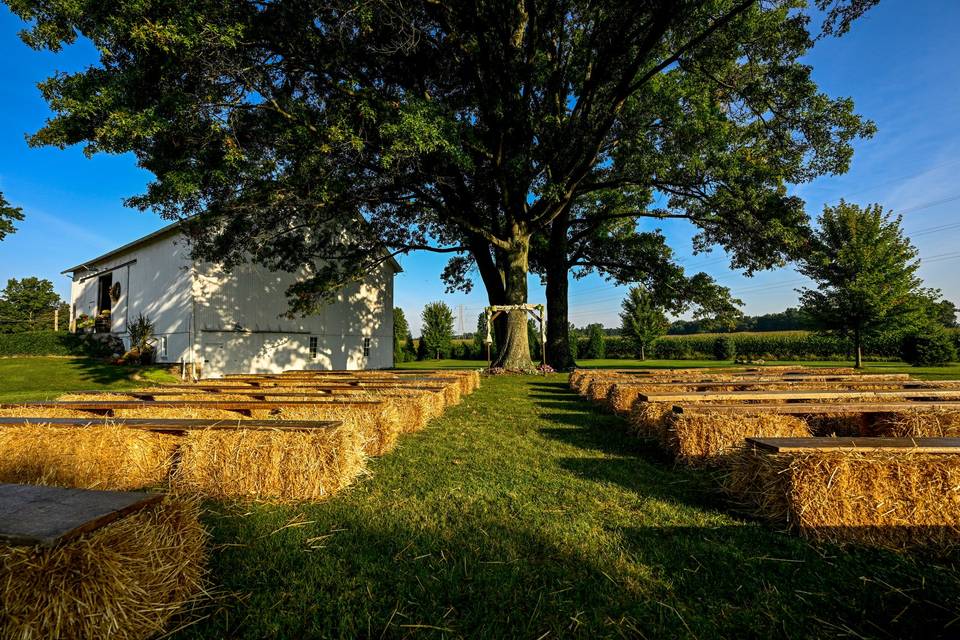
[639,389,960,403]
[0,416,340,433]
[615,379,952,390]
[0,483,162,547]
[745,436,960,454]
[672,402,960,415]
[1,400,382,412]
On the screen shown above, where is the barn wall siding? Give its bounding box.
[68,230,397,377]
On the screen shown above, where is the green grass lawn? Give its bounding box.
[0,356,180,402]
[168,374,959,639]
[2,357,958,637]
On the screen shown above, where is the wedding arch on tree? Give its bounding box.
[484,304,546,370]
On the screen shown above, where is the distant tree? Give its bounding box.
[568,323,580,361]
[799,202,929,368]
[620,288,670,360]
[393,308,410,363]
[0,192,23,242]
[403,332,418,362]
[421,302,455,360]
[0,277,62,333]
[713,336,736,361]
[583,324,606,360]
[929,299,958,328]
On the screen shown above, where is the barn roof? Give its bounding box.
[62,221,403,274]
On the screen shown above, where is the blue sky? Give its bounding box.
[0,3,958,336]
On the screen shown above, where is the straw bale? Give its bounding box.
[661,410,811,466]
[803,413,867,437]
[259,401,403,456]
[627,402,676,439]
[111,406,252,420]
[173,423,366,502]
[0,406,106,418]
[56,393,141,401]
[726,448,960,549]
[608,384,657,415]
[864,409,960,437]
[0,424,176,490]
[0,495,206,640]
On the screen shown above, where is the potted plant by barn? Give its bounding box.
[125,313,156,365]
[75,313,94,334]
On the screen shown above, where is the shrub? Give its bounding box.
[0,331,119,357]
[713,336,736,361]
[901,328,958,366]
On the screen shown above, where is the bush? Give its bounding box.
[0,331,120,357]
[901,329,958,366]
[713,336,736,361]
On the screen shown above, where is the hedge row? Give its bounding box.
[573,329,960,361]
[0,331,119,357]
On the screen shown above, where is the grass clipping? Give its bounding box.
[0,496,207,640]
[173,423,366,502]
[726,447,960,550]
[0,424,176,490]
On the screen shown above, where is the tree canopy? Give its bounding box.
[8,0,878,368]
[0,277,63,333]
[798,201,932,367]
[420,301,455,360]
[0,192,23,242]
[393,307,410,363]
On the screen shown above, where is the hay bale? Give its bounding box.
[0,424,177,490]
[55,393,142,401]
[726,447,960,549]
[0,495,206,640]
[111,406,250,420]
[661,410,811,466]
[803,413,867,437]
[262,402,403,456]
[866,409,960,438]
[0,407,107,419]
[173,424,366,502]
[627,402,676,439]
[607,384,657,416]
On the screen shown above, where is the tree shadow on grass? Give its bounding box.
[175,499,960,640]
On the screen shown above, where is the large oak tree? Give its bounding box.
[8,0,876,369]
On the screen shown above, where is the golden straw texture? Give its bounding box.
[0,496,207,640]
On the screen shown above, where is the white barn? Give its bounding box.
[63,222,400,378]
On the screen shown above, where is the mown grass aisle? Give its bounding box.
[176,375,960,639]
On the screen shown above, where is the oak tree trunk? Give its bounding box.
[492,238,535,370]
[545,212,575,370]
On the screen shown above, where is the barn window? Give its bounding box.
[363,337,371,357]
[157,336,168,359]
[309,336,318,358]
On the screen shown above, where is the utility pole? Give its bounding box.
[53,308,59,332]
[458,304,465,337]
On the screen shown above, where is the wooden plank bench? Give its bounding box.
[617,379,951,390]
[672,401,960,415]
[0,483,162,546]
[622,373,910,382]
[1,400,382,417]
[745,436,960,454]
[0,416,341,434]
[639,389,960,403]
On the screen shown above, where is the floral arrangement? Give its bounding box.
[486,366,506,375]
[536,363,555,374]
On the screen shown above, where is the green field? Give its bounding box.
[1,357,958,637]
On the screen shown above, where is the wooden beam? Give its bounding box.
[745,436,960,454]
[1,400,382,412]
[672,402,960,415]
[0,483,161,547]
[0,416,341,433]
[639,389,960,403]
[615,379,954,390]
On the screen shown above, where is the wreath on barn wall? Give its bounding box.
[109,282,122,303]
